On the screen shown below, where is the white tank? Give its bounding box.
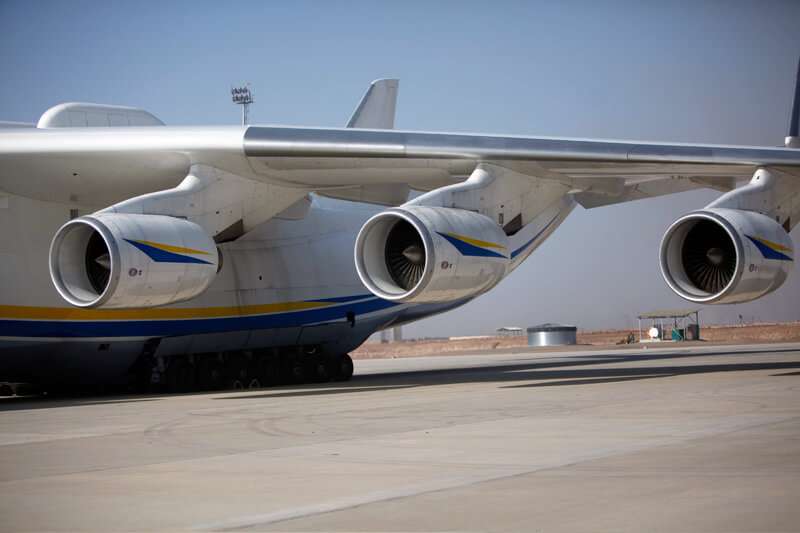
[526,324,577,347]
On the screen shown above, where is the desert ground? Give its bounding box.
[353,321,800,359]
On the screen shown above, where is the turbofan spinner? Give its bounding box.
[49,213,218,308]
[355,206,510,303]
[660,208,793,304]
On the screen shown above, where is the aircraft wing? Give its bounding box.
[2,125,800,208]
[243,126,800,201]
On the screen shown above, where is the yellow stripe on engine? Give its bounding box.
[751,236,793,253]
[444,233,507,250]
[133,240,211,255]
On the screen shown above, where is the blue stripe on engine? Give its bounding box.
[437,233,506,258]
[124,240,213,265]
[510,214,559,259]
[0,297,399,338]
[746,236,793,261]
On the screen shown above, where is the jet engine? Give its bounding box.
[49,213,219,308]
[660,208,793,304]
[355,206,510,303]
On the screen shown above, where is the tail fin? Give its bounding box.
[346,78,399,129]
[786,57,800,148]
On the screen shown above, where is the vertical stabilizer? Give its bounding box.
[346,78,399,129]
[786,57,800,148]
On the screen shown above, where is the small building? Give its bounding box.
[637,309,701,342]
[496,326,524,337]
[527,323,577,346]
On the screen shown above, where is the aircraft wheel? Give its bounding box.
[225,353,249,390]
[166,358,195,393]
[247,378,262,389]
[269,353,291,386]
[310,355,331,383]
[333,354,354,382]
[289,354,306,384]
[196,356,224,391]
[255,353,279,386]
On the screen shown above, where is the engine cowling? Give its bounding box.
[49,213,219,309]
[660,208,793,304]
[355,206,509,303]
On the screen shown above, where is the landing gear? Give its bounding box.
[308,354,331,383]
[155,347,354,393]
[165,357,195,392]
[224,353,249,390]
[195,355,224,391]
[253,350,281,386]
[331,354,354,382]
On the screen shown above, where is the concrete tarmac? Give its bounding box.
[1,342,799,532]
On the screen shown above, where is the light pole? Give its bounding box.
[231,84,254,126]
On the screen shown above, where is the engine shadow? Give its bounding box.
[500,361,800,389]
[507,374,677,388]
[219,346,800,399]
[347,347,800,390]
[214,384,416,400]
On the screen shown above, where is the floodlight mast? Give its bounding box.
[231,84,254,126]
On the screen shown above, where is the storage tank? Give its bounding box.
[526,323,577,347]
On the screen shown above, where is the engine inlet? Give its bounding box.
[385,220,426,290]
[680,220,737,294]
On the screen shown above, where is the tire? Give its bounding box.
[289,356,306,384]
[166,358,195,393]
[333,354,354,382]
[255,352,280,386]
[225,353,249,390]
[195,355,224,391]
[310,355,331,383]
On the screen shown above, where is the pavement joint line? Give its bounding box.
[3,359,791,481]
[2,345,799,530]
[192,413,800,531]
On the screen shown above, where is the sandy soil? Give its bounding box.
[352,321,800,359]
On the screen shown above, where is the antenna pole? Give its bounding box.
[231,84,254,126]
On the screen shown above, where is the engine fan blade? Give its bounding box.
[385,220,426,290]
[681,220,736,294]
[85,231,111,295]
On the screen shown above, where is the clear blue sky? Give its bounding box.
[2,0,799,336]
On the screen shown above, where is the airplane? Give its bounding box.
[0,64,798,393]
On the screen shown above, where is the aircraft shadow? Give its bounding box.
[222,346,800,399]
[2,346,798,410]
[0,396,160,412]
[215,384,416,400]
[343,347,800,390]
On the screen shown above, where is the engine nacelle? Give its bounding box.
[49,213,219,309]
[355,206,510,303]
[660,208,793,304]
